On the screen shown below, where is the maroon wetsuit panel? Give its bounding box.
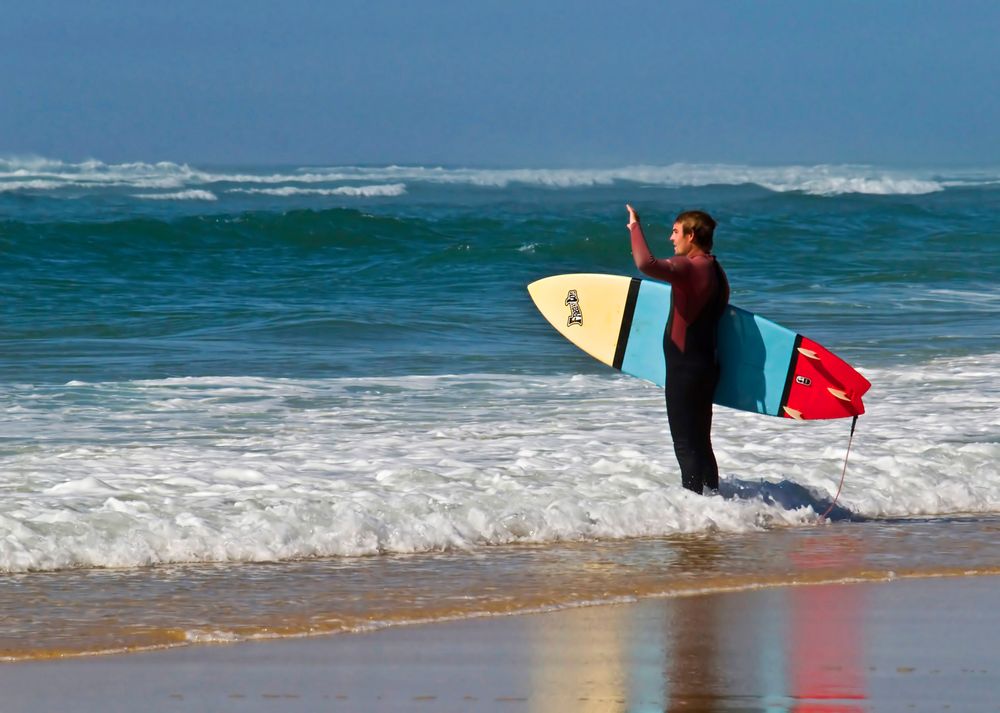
[629,222,730,366]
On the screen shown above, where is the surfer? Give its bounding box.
[626,205,730,494]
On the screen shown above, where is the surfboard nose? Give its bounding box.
[526,274,636,368]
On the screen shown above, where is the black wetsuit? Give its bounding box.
[630,222,730,494]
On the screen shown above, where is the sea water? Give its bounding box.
[1,159,998,658]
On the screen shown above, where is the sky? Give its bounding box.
[2,0,999,167]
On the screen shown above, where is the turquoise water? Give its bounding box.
[3,162,997,386]
[1,159,998,577]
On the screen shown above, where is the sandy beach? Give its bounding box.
[3,573,998,713]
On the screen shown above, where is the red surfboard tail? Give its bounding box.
[782,337,871,420]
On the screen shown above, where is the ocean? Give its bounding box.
[1,158,998,659]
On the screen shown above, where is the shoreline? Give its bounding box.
[5,565,1000,664]
[5,516,1000,662]
[3,573,998,712]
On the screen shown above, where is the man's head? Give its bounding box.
[671,210,717,255]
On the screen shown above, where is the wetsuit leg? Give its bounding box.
[665,364,720,494]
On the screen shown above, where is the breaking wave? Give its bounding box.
[4,156,997,196]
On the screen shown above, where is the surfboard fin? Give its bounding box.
[828,388,851,402]
[797,347,820,361]
[782,406,804,420]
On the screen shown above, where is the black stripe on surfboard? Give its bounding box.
[778,333,804,415]
[612,278,642,370]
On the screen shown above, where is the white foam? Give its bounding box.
[132,190,218,201]
[1,354,997,573]
[0,157,201,189]
[3,155,995,196]
[227,183,407,197]
[298,163,952,195]
[0,179,66,192]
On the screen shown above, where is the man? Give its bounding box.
[626,205,730,494]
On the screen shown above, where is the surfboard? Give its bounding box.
[527,273,870,420]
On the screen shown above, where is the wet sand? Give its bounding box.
[6,517,1000,660]
[3,574,998,713]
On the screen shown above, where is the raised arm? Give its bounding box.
[626,204,688,284]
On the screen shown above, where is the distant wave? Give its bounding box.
[300,163,955,195]
[228,183,407,198]
[0,179,65,192]
[0,157,200,189]
[133,189,219,201]
[3,155,999,196]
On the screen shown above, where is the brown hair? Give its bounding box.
[675,210,717,252]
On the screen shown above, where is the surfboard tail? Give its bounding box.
[782,336,870,419]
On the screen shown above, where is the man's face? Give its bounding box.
[670,222,695,255]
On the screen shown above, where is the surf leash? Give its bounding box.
[820,414,859,521]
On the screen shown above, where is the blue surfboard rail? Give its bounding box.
[615,279,796,418]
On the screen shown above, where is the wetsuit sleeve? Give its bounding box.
[629,222,689,284]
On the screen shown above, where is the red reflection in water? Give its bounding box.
[790,537,868,712]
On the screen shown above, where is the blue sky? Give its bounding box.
[3,0,998,167]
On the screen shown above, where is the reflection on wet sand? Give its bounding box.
[3,574,994,713]
[790,535,867,712]
[527,534,870,711]
[664,537,726,712]
[528,593,633,712]
[790,583,867,712]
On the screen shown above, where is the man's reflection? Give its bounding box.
[664,535,726,712]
